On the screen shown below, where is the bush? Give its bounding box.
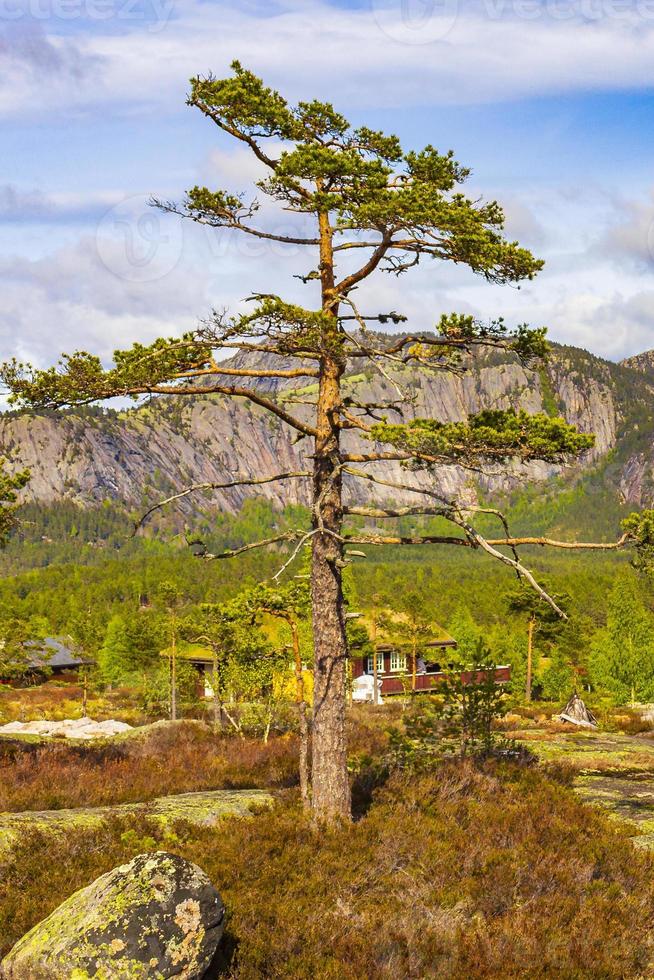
[0,722,300,812]
[2,763,654,977]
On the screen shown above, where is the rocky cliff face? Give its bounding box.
[1,344,652,515]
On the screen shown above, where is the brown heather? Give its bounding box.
[1,749,654,977]
[0,724,299,812]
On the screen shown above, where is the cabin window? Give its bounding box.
[366,651,385,675]
[390,649,407,673]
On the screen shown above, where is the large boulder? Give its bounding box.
[1,851,224,979]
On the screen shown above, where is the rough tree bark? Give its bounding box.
[310,208,351,821]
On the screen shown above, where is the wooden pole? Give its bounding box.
[82,668,88,719]
[212,649,222,729]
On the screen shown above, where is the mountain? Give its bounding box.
[2,343,654,533]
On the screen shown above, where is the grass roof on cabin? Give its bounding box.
[356,609,456,649]
[159,642,214,663]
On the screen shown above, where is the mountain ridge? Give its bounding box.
[2,342,654,527]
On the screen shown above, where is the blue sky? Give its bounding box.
[2,0,654,367]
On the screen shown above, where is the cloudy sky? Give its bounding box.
[2,0,654,368]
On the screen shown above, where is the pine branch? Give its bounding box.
[335,233,393,296]
[202,530,309,561]
[133,471,311,533]
[128,384,319,438]
[153,199,319,246]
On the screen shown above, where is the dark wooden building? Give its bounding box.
[351,624,510,697]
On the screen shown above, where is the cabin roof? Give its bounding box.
[159,642,214,664]
[356,608,456,650]
[374,637,457,652]
[25,637,94,670]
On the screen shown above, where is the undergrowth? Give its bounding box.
[1,762,653,977]
[0,723,299,811]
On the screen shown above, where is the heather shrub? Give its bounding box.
[1,762,654,978]
[0,722,299,811]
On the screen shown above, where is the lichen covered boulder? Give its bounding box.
[1,851,224,979]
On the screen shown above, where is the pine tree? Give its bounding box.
[98,615,134,685]
[507,581,568,701]
[3,64,651,820]
[0,461,29,547]
[590,574,654,704]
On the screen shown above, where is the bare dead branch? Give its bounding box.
[126,383,318,438]
[342,466,451,506]
[346,533,470,547]
[203,530,308,561]
[484,534,631,551]
[344,505,448,519]
[271,529,318,581]
[173,366,319,381]
[133,471,311,534]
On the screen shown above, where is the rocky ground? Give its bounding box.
[0,718,133,739]
[0,789,273,861]
[507,726,654,848]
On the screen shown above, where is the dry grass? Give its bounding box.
[1,761,654,977]
[0,681,149,726]
[0,722,299,812]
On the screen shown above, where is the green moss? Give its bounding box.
[0,789,272,860]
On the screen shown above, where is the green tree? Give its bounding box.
[141,658,200,719]
[388,590,439,690]
[97,615,134,685]
[241,582,313,807]
[507,582,569,701]
[590,574,654,704]
[182,595,277,739]
[540,648,575,701]
[441,640,507,756]
[157,581,183,721]
[447,607,483,662]
[4,64,640,820]
[0,461,29,547]
[0,614,42,681]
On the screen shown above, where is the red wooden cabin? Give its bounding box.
[351,635,511,697]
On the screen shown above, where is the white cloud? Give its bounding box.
[4,3,654,367]
[4,1,654,119]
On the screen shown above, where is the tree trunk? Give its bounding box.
[525,616,535,702]
[212,653,222,730]
[310,409,349,821]
[310,207,350,822]
[170,625,177,722]
[290,620,310,809]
